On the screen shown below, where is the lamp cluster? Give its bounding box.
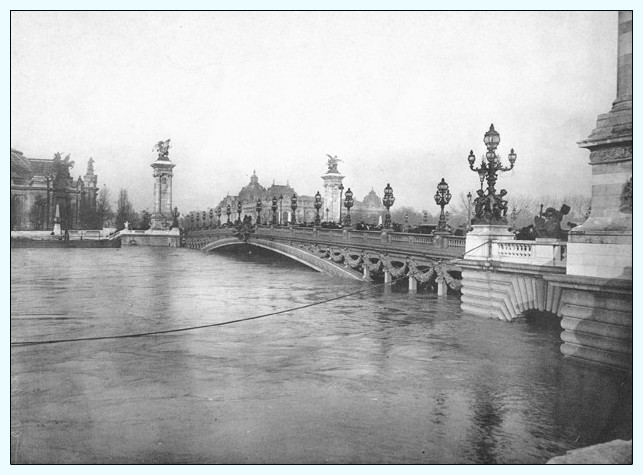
[467,124,516,224]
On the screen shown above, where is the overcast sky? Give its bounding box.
[11,11,618,213]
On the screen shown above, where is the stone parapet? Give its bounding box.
[119,228,181,247]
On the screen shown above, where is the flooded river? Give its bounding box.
[10,246,632,463]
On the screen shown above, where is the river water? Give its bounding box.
[10,246,632,464]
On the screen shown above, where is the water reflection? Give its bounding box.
[10,248,632,464]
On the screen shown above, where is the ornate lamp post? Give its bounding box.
[202,211,207,229]
[290,194,298,225]
[196,211,201,229]
[404,212,409,230]
[190,212,194,230]
[255,199,263,225]
[382,183,395,229]
[325,207,329,223]
[467,124,517,224]
[314,191,322,226]
[467,192,472,230]
[344,187,354,227]
[271,196,278,225]
[435,178,452,232]
[338,183,344,225]
[237,201,242,223]
[226,204,231,225]
[209,208,214,229]
[278,194,284,225]
[216,207,221,227]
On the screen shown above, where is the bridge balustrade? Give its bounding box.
[188,226,466,258]
[347,230,382,242]
[491,240,566,267]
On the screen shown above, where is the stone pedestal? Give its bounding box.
[568,11,632,280]
[119,228,181,247]
[464,224,514,260]
[321,172,344,223]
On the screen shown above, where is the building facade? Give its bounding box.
[10,148,99,231]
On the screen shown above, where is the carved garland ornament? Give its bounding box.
[330,249,345,263]
[344,251,364,269]
[406,259,436,283]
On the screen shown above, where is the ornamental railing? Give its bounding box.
[188,225,466,257]
[491,240,567,267]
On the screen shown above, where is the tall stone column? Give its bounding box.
[150,140,177,230]
[322,172,344,223]
[568,11,632,279]
[321,156,345,223]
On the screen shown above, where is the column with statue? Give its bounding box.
[321,155,345,224]
[150,139,177,230]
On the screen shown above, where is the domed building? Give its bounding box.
[237,170,266,204]
[207,171,316,225]
[351,188,384,225]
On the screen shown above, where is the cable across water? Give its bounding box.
[11,239,489,348]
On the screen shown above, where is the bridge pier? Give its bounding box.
[437,280,447,296]
[408,276,417,293]
[384,270,392,284]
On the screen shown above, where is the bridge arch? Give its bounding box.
[201,237,363,280]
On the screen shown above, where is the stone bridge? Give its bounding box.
[185,226,466,294]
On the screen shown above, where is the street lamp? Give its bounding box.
[344,187,354,227]
[279,194,284,225]
[196,211,201,229]
[466,192,472,230]
[314,191,322,226]
[290,194,298,225]
[216,207,221,227]
[209,208,214,229]
[325,207,329,222]
[256,199,262,225]
[434,178,452,233]
[236,201,242,223]
[467,124,516,224]
[271,196,278,225]
[202,211,207,229]
[382,183,395,229]
[226,204,231,225]
[338,183,344,225]
[190,212,194,230]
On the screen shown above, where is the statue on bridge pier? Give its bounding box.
[154,139,171,161]
[325,154,343,174]
[533,204,570,240]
